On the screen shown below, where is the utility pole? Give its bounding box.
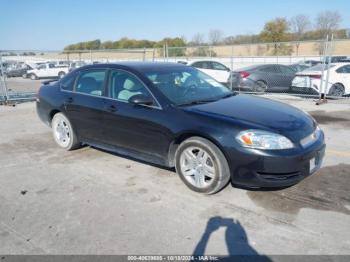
[316,36,329,105]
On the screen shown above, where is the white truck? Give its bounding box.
[27,63,69,80]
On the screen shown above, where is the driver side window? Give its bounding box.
[108,70,153,102]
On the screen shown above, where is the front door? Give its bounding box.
[101,69,171,159]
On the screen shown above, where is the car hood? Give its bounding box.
[183,94,316,142]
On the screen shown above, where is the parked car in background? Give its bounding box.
[69,61,87,72]
[27,63,69,80]
[51,60,70,67]
[292,63,350,97]
[329,56,347,63]
[189,60,231,84]
[4,63,33,78]
[230,64,296,92]
[339,58,350,63]
[289,63,309,73]
[299,60,321,67]
[37,62,325,194]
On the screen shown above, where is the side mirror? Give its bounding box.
[128,94,154,106]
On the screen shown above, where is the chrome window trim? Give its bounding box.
[106,68,162,110]
[59,68,162,110]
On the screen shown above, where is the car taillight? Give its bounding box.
[310,75,321,79]
[239,71,250,79]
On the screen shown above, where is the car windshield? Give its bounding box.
[144,67,233,106]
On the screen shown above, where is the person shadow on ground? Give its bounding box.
[192,216,272,262]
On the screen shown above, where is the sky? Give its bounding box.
[0,0,349,50]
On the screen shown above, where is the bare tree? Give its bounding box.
[316,11,342,38]
[191,33,205,46]
[208,29,224,45]
[290,14,311,55]
[290,15,310,37]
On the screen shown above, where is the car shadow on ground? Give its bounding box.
[192,216,272,261]
[89,145,290,193]
[90,145,175,171]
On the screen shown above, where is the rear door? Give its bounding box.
[210,62,230,83]
[256,65,281,90]
[335,65,350,93]
[191,61,218,80]
[63,68,108,142]
[276,65,296,91]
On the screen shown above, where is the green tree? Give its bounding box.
[155,37,186,57]
[260,18,291,55]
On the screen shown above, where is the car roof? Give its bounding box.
[189,60,223,64]
[78,61,188,71]
[238,64,282,71]
[331,62,350,65]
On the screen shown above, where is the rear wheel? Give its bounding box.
[51,113,80,150]
[328,83,345,97]
[175,137,231,194]
[58,71,66,79]
[254,80,268,93]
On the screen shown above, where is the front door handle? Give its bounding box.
[65,97,73,104]
[106,105,117,112]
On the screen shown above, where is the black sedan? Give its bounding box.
[36,62,325,194]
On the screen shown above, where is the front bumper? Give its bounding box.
[226,136,326,188]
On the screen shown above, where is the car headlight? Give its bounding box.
[236,130,294,150]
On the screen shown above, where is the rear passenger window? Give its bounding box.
[60,72,77,91]
[212,62,228,71]
[192,62,203,68]
[279,66,295,74]
[336,65,350,73]
[75,70,106,96]
[259,66,278,73]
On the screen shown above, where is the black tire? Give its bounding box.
[51,112,80,151]
[175,136,231,194]
[30,74,37,80]
[328,83,345,97]
[254,80,268,93]
[58,71,66,79]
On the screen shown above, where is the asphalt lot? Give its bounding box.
[0,95,350,256]
[3,77,41,94]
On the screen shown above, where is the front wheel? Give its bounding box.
[175,137,231,194]
[51,113,80,150]
[30,74,37,80]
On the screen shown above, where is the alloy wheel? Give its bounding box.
[179,146,216,188]
[53,116,71,148]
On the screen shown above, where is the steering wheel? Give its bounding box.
[180,77,198,97]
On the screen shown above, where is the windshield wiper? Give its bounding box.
[220,91,237,99]
[178,92,237,107]
[178,99,218,107]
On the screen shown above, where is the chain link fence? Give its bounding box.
[1,38,349,104]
